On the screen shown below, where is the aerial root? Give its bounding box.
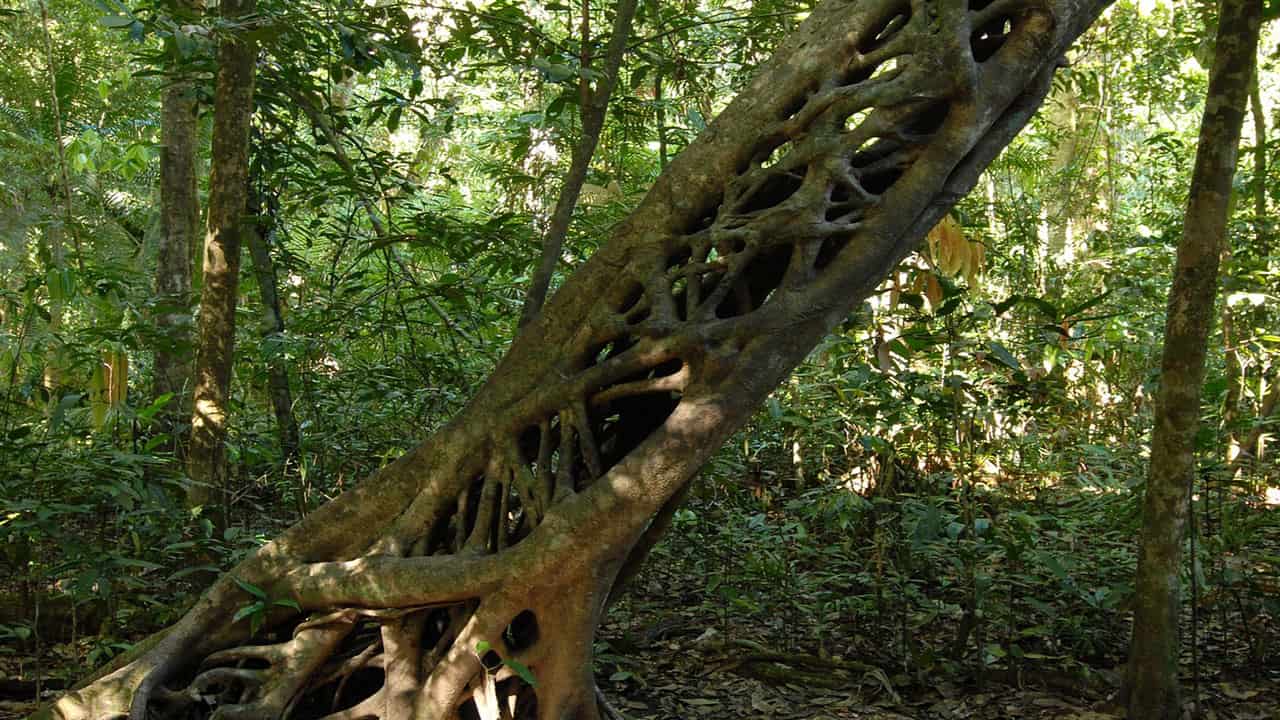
[154,621,354,719]
[313,643,383,689]
[285,552,505,609]
[315,688,384,720]
[203,641,283,667]
[570,399,604,481]
[153,668,262,707]
[296,606,435,635]
[590,366,689,407]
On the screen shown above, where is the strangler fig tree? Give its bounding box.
[40,0,1111,717]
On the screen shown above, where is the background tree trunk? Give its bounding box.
[1249,64,1266,255]
[154,35,201,450]
[247,178,303,506]
[1123,0,1262,714]
[38,0,73,397]
[517,0,639,327]
[186,0,257,520]
[38,0,1113,717]
[39,218,66,398]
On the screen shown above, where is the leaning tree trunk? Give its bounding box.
[38,0,1110,718]
[1123,0,1262,715]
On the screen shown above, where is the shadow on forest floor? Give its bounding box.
[595,484,1280,719]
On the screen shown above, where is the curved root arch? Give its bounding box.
[41,0,1097,717]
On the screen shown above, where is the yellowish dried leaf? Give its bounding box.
[928,215,967,276]
[924,272,943,309]
[965,239,986,284]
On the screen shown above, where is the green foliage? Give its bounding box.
[231,576,299,635]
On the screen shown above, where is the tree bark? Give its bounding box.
[186,0,257,519]
[1123,0,1262,715]
[154,41,201,449]
[38,0,1110,717]
[39,218,66,397]
[517,0,639,328]
[1224,50,1269,467]
[247,180,302,500]
[1249,65,1266,253]
[654,75,668,170]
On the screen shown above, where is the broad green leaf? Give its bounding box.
[233,577,269,600]
[986,341,1021,372]
[502,658,538,687]
[114,558,162,571]
[232,601,266,624]
[169,564,219,580]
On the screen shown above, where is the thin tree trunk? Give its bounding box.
[186,0,257,520]
[40,219,65,396]
[37,0,72,396]
[1222,290,1242,440]
[655,75,668,170]
[38,0,80,270]
[1225,52,1269,466]
[154,49,201,449]
[1250,67,1266,251]
[247,180,302,497]
[517,0,639,328]
[578,0,591,114]
[1124,0,1262,714]
[39,0,1112,717]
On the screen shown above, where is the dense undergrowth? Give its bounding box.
[3,372,1279,710]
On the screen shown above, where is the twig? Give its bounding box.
[596,685,628,720]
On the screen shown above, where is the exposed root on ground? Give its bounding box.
[703,639,895,695]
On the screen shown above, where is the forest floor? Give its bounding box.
[591,482,1280,719]
[598,556,1280,719]
[3,481,1279,719]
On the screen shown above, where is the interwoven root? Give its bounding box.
[37,0,1109,717]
